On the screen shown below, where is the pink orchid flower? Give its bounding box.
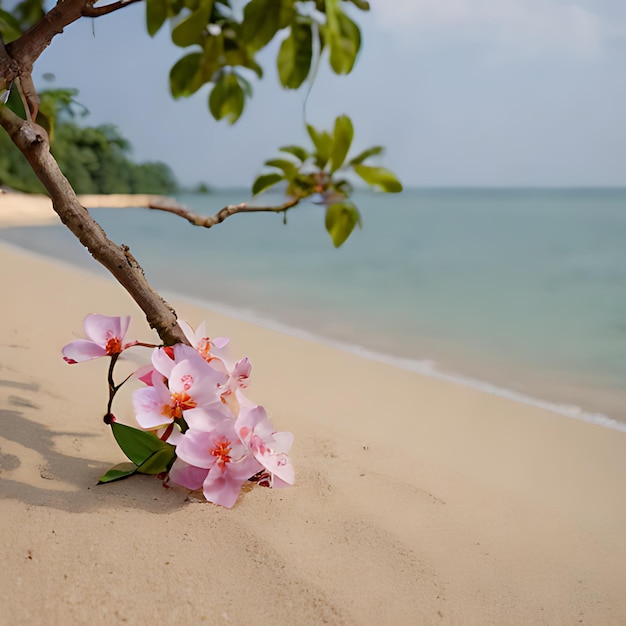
[171,419,263,508]
[178,320,230,366]
[62,314,132,364]
[217,357,253,416]
[133,349,229,431]
[236,402,295,487]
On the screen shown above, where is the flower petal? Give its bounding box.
[83,314,129,347]
[62,339,107,363]
[169,458,208,490]
[132,386,172,430]
[174,429,217,470]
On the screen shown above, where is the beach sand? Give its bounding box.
[2,193,626,624]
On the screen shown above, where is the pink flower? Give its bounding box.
[236,403,295,487]
[171,419,262,508]
[178,320,229,365]
[62,314,132,364]
[132,347,229,431]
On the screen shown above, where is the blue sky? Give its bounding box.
[33,1,626,188]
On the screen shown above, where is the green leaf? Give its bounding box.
[252,172,285,195]
[348,145,383,166]
[325,2,361,75]
[201,33,223,81]
[146,0,169,37]
[325,202,362,247]
[333,178,354,197]
[242,0,282,51]
[306,124,333,169]
[287,173,317,197]
[353,164,403,193]
[264,158,298,180]
[277,22,313,89]
[279,145,309,162]
[347,0,370,10]
[111,422,173,466]
[169,52,204,98]
[278,1,295,28]
[136,447,177,475]
[330,114,353,173]
[98,462,139,484]
[171,1,214,47]
[223,46,263,79]
[209,72,245,123]
[0,9,24,43]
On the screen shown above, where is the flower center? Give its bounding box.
[162,392,197,419]
[105,336,123,355]
[210,436,232,468]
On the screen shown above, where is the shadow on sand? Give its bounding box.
[0,378,186,514]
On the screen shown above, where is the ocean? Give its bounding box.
[2,188,626,430]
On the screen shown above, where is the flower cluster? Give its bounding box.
[63,314,294,508]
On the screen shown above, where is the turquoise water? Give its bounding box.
[3,188,626,428]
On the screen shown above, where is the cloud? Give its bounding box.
[370,1,605,58]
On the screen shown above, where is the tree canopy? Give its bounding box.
[0,88,179,194]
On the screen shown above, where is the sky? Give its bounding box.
[30,1,626,188]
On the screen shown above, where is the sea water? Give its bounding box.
[2,188,625,429]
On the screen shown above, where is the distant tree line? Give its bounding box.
[0,89,179,195]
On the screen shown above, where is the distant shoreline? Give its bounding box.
[0,191,174,228]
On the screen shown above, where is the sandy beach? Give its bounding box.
[2,193,626,624]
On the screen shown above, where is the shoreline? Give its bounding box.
[2,208,626,621]
[168,287,626,434]
[0,190,173,228]
[1,188,624,432]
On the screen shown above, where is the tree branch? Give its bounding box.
[82,0,144,18]
[7,1,87,69]
[0,105,188,346]
[145,196,302,228]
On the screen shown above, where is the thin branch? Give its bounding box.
[82,0,144,18]
[145,196,302,228]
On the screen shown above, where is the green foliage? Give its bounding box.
[170,52,205,97]
[146,0,169,37]
[98,462,140,484]
[52,122,179,195]
[324,0,361,75]
[0,9,23,43]
[0,0,44,42]
[138,0,369,123]
[277,21,313,89]
[242,0,284,51]
[208,71,245,124]
[110,421,176,468]
[306,124,333,169]
[0,89,179,195]
[0,1,370,129]
[252,114,402,247]
[0,127,45,192]
[252,172,284,195]
[325,201,361,247]
[329,114,353,173]
[98,422,176,484]
[353,164,403,193]
[193,182,213,193]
